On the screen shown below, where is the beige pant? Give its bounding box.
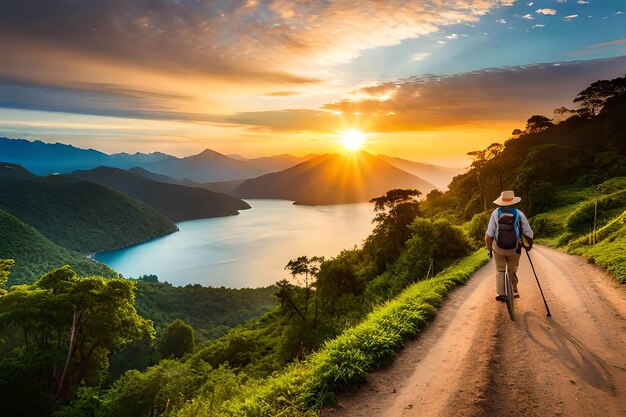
[493,243,520,296]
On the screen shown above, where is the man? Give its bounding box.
[485,190,534,302]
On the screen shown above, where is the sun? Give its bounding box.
[340,129,366,151]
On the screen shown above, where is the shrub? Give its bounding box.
[566,190,626,234]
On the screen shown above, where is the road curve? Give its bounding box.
[322,246,626,417]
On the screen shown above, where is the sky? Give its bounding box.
[1,0,625,165]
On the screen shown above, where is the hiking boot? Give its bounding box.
[495,295,507,302]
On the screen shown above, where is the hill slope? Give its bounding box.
[233,151,436,205]
[0,163,177,252]
[71,166,250,221]
[0,208,116,285]
[378,155,463,190]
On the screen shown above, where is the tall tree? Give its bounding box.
[366,189,422,270]
[573,74,626,116]
[284,256,324,326]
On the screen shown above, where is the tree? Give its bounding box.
[284,255,324,327]
[525,115,554,134]
[0,258,14,291]
[159,319,195,358]
[367,189,422,269]
[0,265,154,414]
[573,74,626,116]
[467,143,503,211]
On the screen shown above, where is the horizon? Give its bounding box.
[0,136,469,168]
[1,1,626,165]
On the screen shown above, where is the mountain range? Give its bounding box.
[0,163,177,253]
[0,138,313,182]
[233,151,436,205]
[71,166,250,222]
[0,138,460,188]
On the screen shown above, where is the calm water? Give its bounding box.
[95,200,374,288]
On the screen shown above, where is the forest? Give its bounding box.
[0,74,625,416]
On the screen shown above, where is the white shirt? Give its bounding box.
[486,207,534,239]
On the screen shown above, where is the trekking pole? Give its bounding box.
[525,248,551,317]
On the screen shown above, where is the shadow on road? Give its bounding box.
[523,312,615,395]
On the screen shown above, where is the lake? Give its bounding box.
[95,199,374,288]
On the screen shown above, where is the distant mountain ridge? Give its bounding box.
[377,155,463,190]
[0,137,173,175]
[233,151,436,205]
[71,166,250,222]
[142,149,314,182]
[0,137,314,182]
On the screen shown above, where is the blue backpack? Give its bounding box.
[496,208,521,249]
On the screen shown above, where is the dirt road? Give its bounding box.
[322,246,626,417]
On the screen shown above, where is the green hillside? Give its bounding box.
[72,166,250,222]
[0,163,177,252]
[0,209,116,285]
[422,74,626,282]
[134,281,278,344]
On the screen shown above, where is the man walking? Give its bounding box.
[485,191,534,302]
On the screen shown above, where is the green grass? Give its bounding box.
[175,250,488,416]
[531,177,626,283]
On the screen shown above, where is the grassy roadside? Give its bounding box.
[531,177,626,283]
[176,250,488,416]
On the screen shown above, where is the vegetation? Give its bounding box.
[0,163,176,252]
[0,266,153,417]
[1,74,624,416]
[0,209,116,284]
[159,320,195,359]
[133,281,277,344]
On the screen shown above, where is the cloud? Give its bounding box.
[0,1,501,91]
[568,38,626,56]
[577,1,589,4]
[527,2,534,6]
[522,14,535,20]
[496,19,508,24]
[557,0,567,3]
[446,34,460,40]
[616,11,624,15]
[228,56,626,133]
[0,0,514,121]
[262,91,301,97]
[536,8,558,15]
[532,24,546,28]
[564,14,579,20]
[412,52,432,61]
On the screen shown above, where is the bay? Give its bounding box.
[95,199,374,288]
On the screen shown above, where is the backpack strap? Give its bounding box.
[513,208,520,241]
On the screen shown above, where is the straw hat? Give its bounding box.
[493,190,521,206]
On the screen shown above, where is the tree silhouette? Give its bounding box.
[284,255,324,326]
[525,115,554,134]
[573,74,626,116]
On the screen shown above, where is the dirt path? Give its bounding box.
[322,246,626,417]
